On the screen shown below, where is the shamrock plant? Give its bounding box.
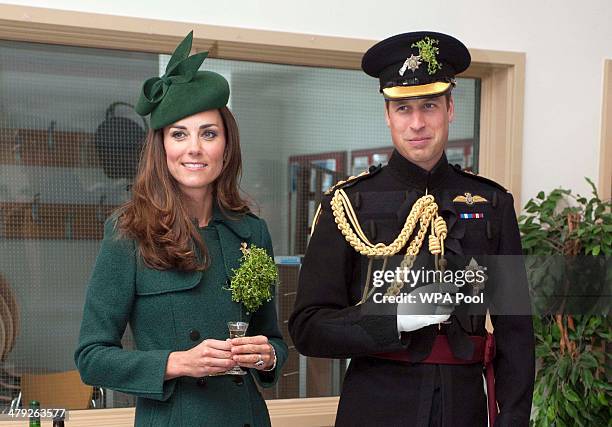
[412,37,442,75]
[228,243,279,314]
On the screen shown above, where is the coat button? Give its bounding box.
[197,377,207,388]
[189,329,201,341]
[233,376,244,386]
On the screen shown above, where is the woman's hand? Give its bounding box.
[165,339,236,380]
[230,335,275,371]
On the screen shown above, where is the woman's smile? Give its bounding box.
[182,162,208,170]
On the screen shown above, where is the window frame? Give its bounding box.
[599,59,612,202]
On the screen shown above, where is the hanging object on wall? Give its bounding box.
[94,102,147,180]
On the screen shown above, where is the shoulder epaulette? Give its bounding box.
[452,164,508,192]
[324,164,383,195]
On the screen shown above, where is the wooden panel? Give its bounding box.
[20,370,93,410]
[0,5,369,70]
[476,59,525,211]
[0,4,525,71]
[268,397,338,427]
[0,398,340,426]
[0,128,98,168]
[0,202,116,240]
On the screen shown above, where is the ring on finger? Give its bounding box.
[254,353,265,368]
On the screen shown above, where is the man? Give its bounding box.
[289,31,534,427]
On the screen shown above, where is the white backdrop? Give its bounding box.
[4,0,612,203]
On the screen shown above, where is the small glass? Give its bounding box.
[226,321,249,375]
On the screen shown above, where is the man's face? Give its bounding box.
[385,95,454,171]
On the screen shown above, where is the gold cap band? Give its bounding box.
[382,82,452,100]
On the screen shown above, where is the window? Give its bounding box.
[0,38,481,407]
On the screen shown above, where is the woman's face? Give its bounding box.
[163,110,226,199]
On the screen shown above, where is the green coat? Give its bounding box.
[75,206,287,427]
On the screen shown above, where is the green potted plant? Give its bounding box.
[518,178,611,426]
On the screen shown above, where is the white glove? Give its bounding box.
[396,314,451,333]
[395,282,458,333]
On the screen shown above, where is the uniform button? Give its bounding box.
[233,376,244,386]
[196,377,207,388]
[243,424,251,427]
[189,329,201,341]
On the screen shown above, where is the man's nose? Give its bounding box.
[409,112,425,132]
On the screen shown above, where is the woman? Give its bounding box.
[75,32,287,427]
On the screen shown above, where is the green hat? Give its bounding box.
[135,31,230,130]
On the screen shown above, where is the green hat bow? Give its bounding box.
[135,31,207,116]
[134,31,230,129]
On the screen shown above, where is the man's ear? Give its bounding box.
[448,95,455,123]
[384,101,391,128]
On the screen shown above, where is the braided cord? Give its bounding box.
[331,189,436,257]
[329,188,449,300]
[384,205,439,296]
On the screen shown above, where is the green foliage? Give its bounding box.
[411,37,442,75]
[531,315,611,426]
[519,178,612,258]
[228,243,279,314]
[519,178,611,426]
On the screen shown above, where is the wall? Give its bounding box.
[5,0,611,204]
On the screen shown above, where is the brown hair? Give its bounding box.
[116,106,250,271]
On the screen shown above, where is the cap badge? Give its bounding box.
[399,54,422,76]
[411,37,442,75]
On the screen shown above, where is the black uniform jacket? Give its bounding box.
[289,151,535,427]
